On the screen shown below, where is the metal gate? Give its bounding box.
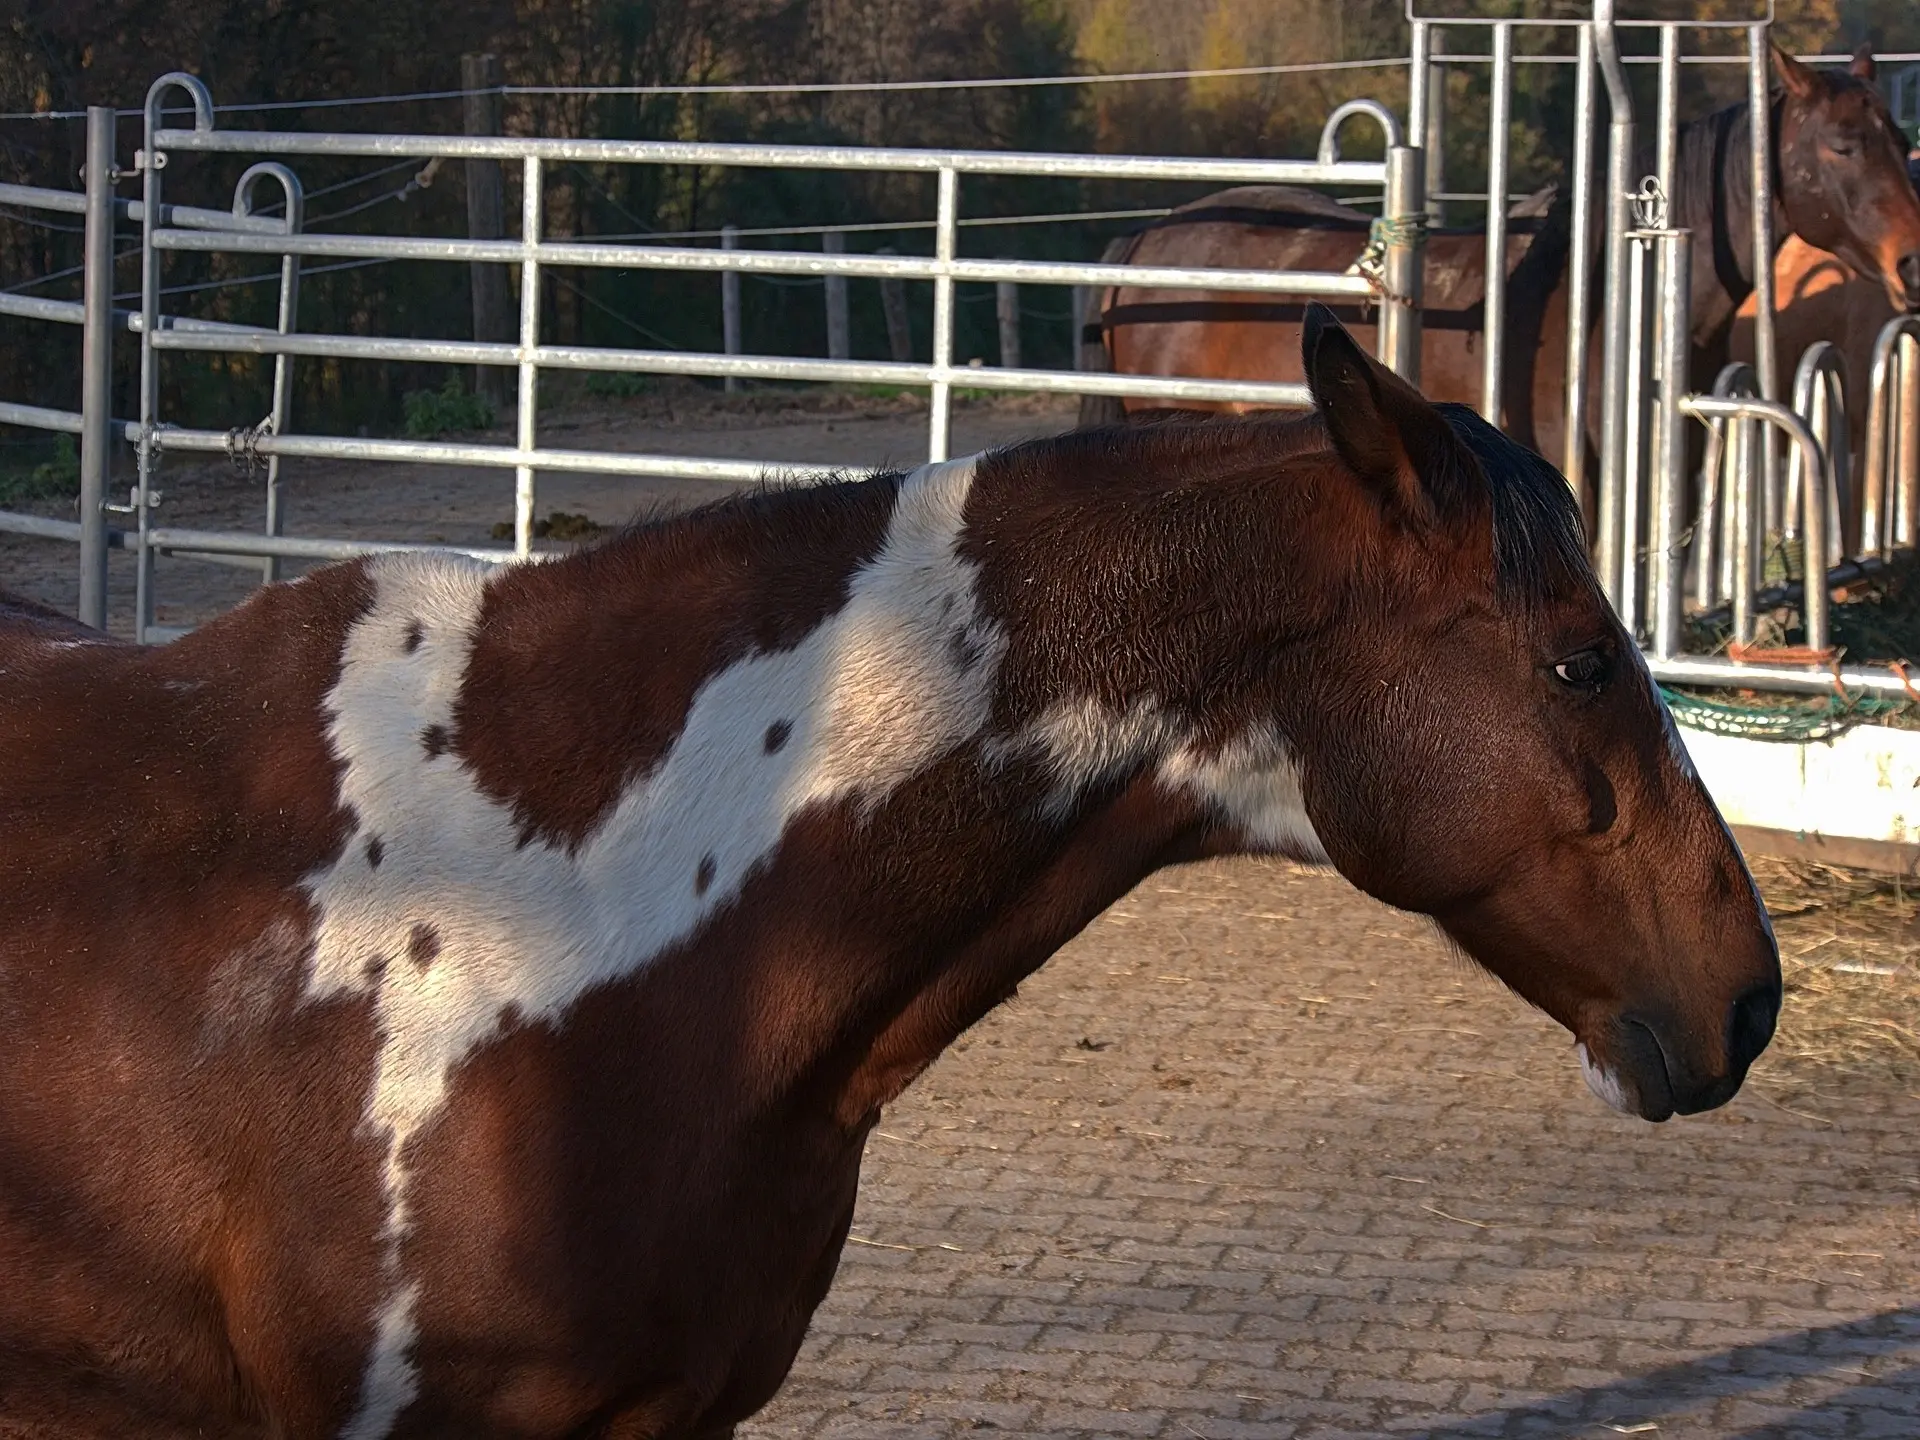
[0,73,1424,643]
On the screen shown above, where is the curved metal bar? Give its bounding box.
[233,162,304,232]
[136,75,216,642]
[1316,99,1403,166]
[1681,393,1830,652]
[1787,342,1849,561]
[231,163,306,583]
[1861,314,1920,556]
[143,72,214,138]
[1693,362,1759,610]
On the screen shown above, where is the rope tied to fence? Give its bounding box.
[1660,684,1915,744]
[1350,213,1428,309]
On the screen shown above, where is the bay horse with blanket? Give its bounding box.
[0,311,1778,1438]
[1085,46,1920,480]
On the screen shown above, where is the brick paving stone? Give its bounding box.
[740,860,1920,1440]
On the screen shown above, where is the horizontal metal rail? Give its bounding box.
[0,180,304,236]
[144,525,516,564]
[1649,654,1919,702]
[148,228,1375,298]
[141,329,1311,407]
[0,291,276,335]
[154,128,1388,186]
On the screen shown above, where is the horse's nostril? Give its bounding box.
[1899,253,1920,305]
[1727,983,1780,1072]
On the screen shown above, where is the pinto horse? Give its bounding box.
[0,310,1778,1439]
[1087,46,1920,474]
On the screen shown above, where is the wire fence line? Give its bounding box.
[7,48,1919,123]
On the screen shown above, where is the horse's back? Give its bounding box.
[0,587,118,648]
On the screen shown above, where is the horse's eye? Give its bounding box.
[1553,650,1608,689]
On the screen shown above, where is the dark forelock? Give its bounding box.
[1435,403,1593,603]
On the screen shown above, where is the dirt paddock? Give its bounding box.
[5,393,1917,1439]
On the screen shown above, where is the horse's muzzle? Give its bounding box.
[1899,252,1920,311]
[1585,980,1780,1123]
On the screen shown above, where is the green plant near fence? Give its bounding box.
[0,434,80,507]
[401,378,496,438]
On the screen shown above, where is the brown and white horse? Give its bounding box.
[0,310,1778,1439]
[1087,46,1920,474]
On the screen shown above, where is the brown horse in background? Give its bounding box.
[1086,46,1920,490]
[0,309,1778,1438]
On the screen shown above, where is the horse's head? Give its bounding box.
[1774,43,1920,312]
[1284,307,1780,1122]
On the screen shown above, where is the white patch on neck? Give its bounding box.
[995,695,1181,816]
[303,456,993,1438]
[1160,728,1327,862]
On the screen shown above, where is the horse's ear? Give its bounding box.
[1849,43,1876,82]
[1301,302,1470,528]
[1771,44,1822,101]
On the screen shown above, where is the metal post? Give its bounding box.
[1408,21,1430,165]
[1898,334,1918,548]
[928,167,958,462]
[720,224,741,395]
[515,155,541,558]
[463,54,510,412]
[1480,21,1512,427]
[1382,144,1425,385]
[1620,232,1649,637]
[235,163,304,586]
[1649,24,1680,575]
[824,231,850,361]
[1415,23,1447,229]
[1696,416,1723,608]
[1652,228,1691,659]
[1862,320,1901,555]
[1563,24,1596,504]
[77,105,115,630]
[1747,26,1780,538]
[995,280,1020,370]
[1731,409,1755,646]
[1593,1,1635,607]
[137,74,215,643]
[1801,418,1830,653]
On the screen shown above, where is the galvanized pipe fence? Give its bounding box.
[5,33,1920,699]
[2,72,1426,642]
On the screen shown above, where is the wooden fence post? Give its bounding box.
[995,280,1020,370]
[877,247,912,363]
[721,225,742,393]
[462,54,510,411]
[823,231,850,361]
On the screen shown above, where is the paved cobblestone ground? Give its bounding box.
[743,859,1920,1440]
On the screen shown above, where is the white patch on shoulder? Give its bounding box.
[1159,728,1327,862]
[1577,1041,1634,1115]
[304,456,993,1438]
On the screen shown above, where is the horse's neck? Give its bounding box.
[421,445,1328,1102]
[1669,98,1789,342]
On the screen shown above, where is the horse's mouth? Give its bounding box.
[1577,1022,1676,1123]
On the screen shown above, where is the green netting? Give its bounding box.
[1660,685,1914,744]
